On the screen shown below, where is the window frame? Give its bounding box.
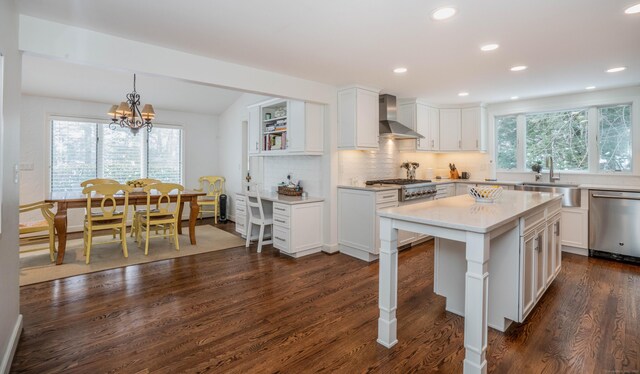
[46,115,185,194]
[490,96,638,176]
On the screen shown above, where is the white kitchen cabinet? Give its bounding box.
[455,183,475,196]
[461,107,486,151]
[338,187,400,262]
[439,109,461,151]
[561,207,588,249]
[435,183,455,199]
[248,106,261,155]
[397,102,439,152]
[273,201,323,258]
[338,86,380,150]
[247,98,324,156]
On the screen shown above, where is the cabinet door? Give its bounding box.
[427,106,440,150]
[357,89,380,148]
[561,208,588,248]
[439,109,461,151]
[248,106,261,155]
[534,229,546,299]
[456,183,474,196]
[287,100,305,153]
[416,104,431,151]
[461,107,480,151]
[520,231,537,319]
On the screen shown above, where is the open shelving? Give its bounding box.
[261,100,288,152]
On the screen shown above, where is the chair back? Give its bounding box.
[143,183,184,217]
[199,176,225,198]
[80,178,119,187]
[82,183,131,227]
[245,189,265,222]
[19,202,55,233]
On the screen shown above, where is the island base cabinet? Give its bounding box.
[434,204,562,332]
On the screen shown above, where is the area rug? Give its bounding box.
[19,225,245,286]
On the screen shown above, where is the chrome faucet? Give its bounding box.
[546,156,560,183]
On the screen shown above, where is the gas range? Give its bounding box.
[365,179,437,202]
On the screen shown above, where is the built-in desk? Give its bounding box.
[235,192,324,258]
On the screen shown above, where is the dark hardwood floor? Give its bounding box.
[11,220,640,373]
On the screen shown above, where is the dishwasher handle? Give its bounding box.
[592,193,640,201]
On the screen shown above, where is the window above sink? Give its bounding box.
[496,103,633,175]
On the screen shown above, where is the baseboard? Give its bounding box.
[322,243,339,254]
[1,314,23,374]
[339,244,378,262]
[562,245,588,256]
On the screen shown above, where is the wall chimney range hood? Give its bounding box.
[379,94,425,139]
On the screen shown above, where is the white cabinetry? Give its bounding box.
[272,202,323,258]
[397,102,440,152]
[455,183,475,196]
[338,188,398,262]
[561,207,588,249]
[247,99,324,156]
[438,106,486,152]
[435,183,455,199]
[338,86,380,150]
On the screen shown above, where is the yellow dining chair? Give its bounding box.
[80,178,119,187]
[19,201,57,262]
[82,183,131,264]
[195,176,225,223]
[135,183,184,255]
[129,178,162,238]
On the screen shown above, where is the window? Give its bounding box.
[50,118,183,193]
[525,109,588,171]
[495,115,517,170]
[495,103,633,174]
[598,105,632,171]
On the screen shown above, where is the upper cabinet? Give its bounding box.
[398,101,440,152]
[338,86,380,150]
[439,109,463,151]
[248,98,324,156]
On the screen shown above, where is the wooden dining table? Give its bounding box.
[45,190,206,265]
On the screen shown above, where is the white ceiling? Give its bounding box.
[18,0,640,104]
[21,55,243,115]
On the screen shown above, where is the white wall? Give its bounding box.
[0,1,22,372]
[20,94,219,231]
[488,85,640,185]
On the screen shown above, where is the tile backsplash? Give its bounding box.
[263,155,323,196]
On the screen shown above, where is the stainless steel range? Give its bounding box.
[365,179,437,202]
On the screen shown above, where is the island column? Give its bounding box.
[377,216,399,348]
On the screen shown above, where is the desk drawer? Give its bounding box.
[235,221,246,235]
[235,203,246,215]
[273,214,290,228]
[377,191,399,204]
[273,203,290,216]
[273,226,290,252]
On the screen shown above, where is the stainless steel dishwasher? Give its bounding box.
[589,190,640,263]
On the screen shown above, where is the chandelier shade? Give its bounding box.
[108,74,154,135]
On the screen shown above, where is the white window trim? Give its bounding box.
[46,114,185,194]
[489,95,639,176]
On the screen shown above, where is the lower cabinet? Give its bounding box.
[272,202,323,258]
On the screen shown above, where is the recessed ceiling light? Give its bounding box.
[431,7,457,20]
[480,44,499,52]
[393,67,408,74]
[585,86,596,90]
[510,65,528,72]
[625,3,640,14]
[606,66,626,73]
[458,92,469,97]
[510,96,519,100]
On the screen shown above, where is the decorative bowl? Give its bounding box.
[468,185,503,203]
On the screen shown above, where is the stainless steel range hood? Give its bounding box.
[379,94,425,139]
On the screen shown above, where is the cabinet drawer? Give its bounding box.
[235,222,246,235]
[273,203,290,216]
[273,213,290,228]
[273,226,290,252]
[376,191,399,204]
[236,195,246,204]
[521,208,545,235]
[235,204,246,214]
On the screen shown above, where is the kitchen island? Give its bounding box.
[376,190,562,374]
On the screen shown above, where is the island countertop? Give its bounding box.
[378,190,562,234]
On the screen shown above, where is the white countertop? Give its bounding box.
[378,190,562,234]
[337,184,401,192]
[432,179,524,186]
[239,191,324,205]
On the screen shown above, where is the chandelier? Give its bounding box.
[108,74,155,135]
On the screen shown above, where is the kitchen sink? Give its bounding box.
[514,183,581,207]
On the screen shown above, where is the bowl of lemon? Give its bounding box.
[468,185,503,203]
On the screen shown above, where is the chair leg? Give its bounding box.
[48,228,56,262]
[257,224,265,253]
[173,222,180,251]
[214,204,218,224]
[145,223,151,255]
[137,221,143,248]
[86,230,93,264]
[131,215,136,238]
[245,222,252,248]
[121,226,129,258]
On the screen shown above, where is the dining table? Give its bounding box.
[45,189,206,265]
